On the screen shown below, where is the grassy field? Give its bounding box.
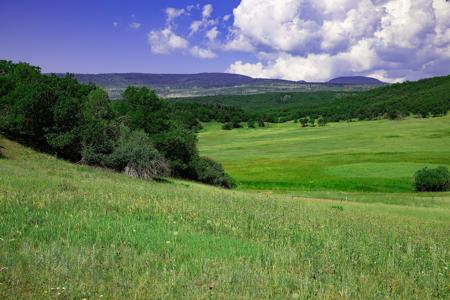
[0,137,449,299]
[198,115,450,207]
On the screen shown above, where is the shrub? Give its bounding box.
[190,157,235,188]
[299,118,308,127]
[413,166,449,192]
[258,117,265,127]
[107,127,169,180]
[222,122,233,130]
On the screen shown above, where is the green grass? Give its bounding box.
[198,116,450,207]
[1,137,449,298]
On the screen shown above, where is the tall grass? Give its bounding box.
[0,137,449,299]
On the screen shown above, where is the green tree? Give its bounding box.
[80,88,118,165]
[258,116,265,127]
[299,118,308,127]
[107,127,169,180]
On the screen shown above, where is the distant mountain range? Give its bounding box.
[328,76,384,85]
[69,73,300,88]
[65,73,383,88]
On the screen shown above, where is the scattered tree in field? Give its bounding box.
[258,116,265,127]
[231,116,242,128]
[317,116,328,126]
[222,122,233,130]
[414,166,449,192]
[299,118,308,127]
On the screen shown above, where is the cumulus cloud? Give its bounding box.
[129,22,141,29]
[189,4,218,36]
[189,20,203,35]
[148,28,188,54]
[190,46,217,59]
[206,27,219,42]
[148,3,221,58]
[202,4,213,18]
[166,8,185,23]
[225,0,450,82]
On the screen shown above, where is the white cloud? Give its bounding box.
[189,20,202,35]
[113,21,119,28]
[189,4,218,36]
[225,0,450,82]
[206,27,219,42]
[202,4,213,18]
[129,22,141,29]
[166,8,185,22]
[148,27,189,54]
[190,46,217,59]
[223,30,255,52]
[223,14,231,21]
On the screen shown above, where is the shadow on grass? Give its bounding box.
[154,177,173,184]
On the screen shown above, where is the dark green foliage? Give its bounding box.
[189,156,235,188]
[231,116,243,128]
[247,119,256,128]
[173,91,347,121]
[170,102,247,124]
[107,127,169,179]
[299,118,308,127]
[317,116,327,126]
[222,123,233,130]
[115,86,200,178]
[0,61,95,160]
[123,86,171,135]
[80,89,118,165]
[173,76,449,123]
[258,117,265,127]
[414,166,449,192]
[151,124,198,178]
[297,75,450,122]
[0,61,234,188]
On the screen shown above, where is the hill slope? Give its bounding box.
[70,73,298,88]
[328,76,384,85]
[177,75,450,121]
[0,137,449,298]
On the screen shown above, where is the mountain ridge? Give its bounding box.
[55,72,383,88]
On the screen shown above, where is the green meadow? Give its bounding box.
[0,136,449,299]
[198,115,450,206]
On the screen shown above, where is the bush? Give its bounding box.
[107,127,169,180]
[190,157,235,188]
[414,166,449,192]
[222,122,233,130]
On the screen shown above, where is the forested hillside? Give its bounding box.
[176,75,450,123]
[298,75,450,121]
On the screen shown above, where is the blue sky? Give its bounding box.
[0,0,244,74]
[1,0,449,82]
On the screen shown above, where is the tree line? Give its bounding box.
[0,61,234,188]
[174,76,449,130]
